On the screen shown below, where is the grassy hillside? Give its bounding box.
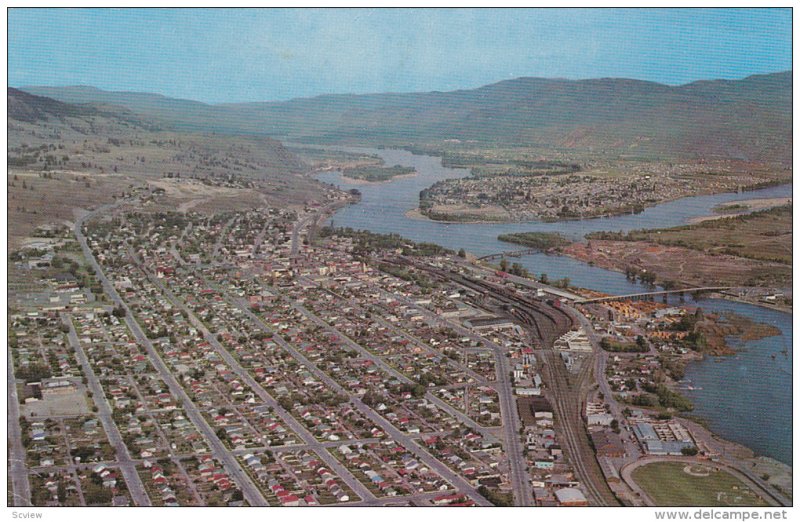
[7,88,319,248]
[23,71,792,161]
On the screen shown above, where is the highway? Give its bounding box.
[290,199,355,258]
[74,204,270,507]
[62,314,152,507]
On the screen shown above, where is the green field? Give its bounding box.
[497,231,569,250]
[587,205,792,265]
[341,165,415,182]
[632,462,768,507]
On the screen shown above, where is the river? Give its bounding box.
[314,146,792,465]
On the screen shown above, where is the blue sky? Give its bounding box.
[8,8,792,104]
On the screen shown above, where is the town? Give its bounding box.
[417,159,790,222]
[8,184,791,507]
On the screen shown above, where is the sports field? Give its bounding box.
[631,462,768,506]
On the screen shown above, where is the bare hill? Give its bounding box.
[23,71,792,162]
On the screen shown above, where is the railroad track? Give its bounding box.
[542,351,618,506]
[396,258,617,505]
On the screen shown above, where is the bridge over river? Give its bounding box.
[478,248,540,261]
[575,287,731,304]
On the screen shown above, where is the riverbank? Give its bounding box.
[692,197,793,224]
[403,207,509,224]
[675,417,793,500]
[562,240,791,309]
[314,147,792,467]
[341,171,418,184]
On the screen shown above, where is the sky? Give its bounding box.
[8,8,793,104]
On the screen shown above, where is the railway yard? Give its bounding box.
[7,188,791,508]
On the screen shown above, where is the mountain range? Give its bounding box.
[20,71,792,162]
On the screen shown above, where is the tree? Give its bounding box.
[540,273,548,284]
[694,307,705,321]
[57,481,67,503]
[457,248,466,258]
[499,258,509,272]
[681,446,699,456]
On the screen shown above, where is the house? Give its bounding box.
[590,431,626,458]
[587,413,614,426]
[531,397,553,419]
[555,487,588,507]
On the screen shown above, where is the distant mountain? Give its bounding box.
[22,71,792,161]
[7,88,307,179]
[8,86,159,132]
[8,87,98,122]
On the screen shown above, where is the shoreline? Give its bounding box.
[689,197,793,224]
[315,169,419,185]
[403,207,511,224]
[341,171,419,185]
[676,415,793,495]
[401,182,792,226]
[326,192,793,485]
[560,247,792,315]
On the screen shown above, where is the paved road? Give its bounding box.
[563,304,641,461]
[63,314,152,507]
[345,489,467,507]
[288,295,495,438]
[225,295,494,507]
[369,286,533,506]
[138,267,377,503]
[231,438,384,456]
[7,349,32,507]
[290,200,347,257]
[74,205,269,507]
[211,216,237,261]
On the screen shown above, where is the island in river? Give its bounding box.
[415,155,791,223]
[341,165,417,183]
[497,231,570,250]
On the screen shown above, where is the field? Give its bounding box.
[571,205,793,290]
[632,462,768,507]
[590,205,792,265]
[497,231,569,250]
[341,165,416,182]
[564,240,792,289]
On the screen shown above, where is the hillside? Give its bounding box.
[7,88,318,249]
[23,71,792,161]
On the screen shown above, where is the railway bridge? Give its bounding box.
[478,248,539,261]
